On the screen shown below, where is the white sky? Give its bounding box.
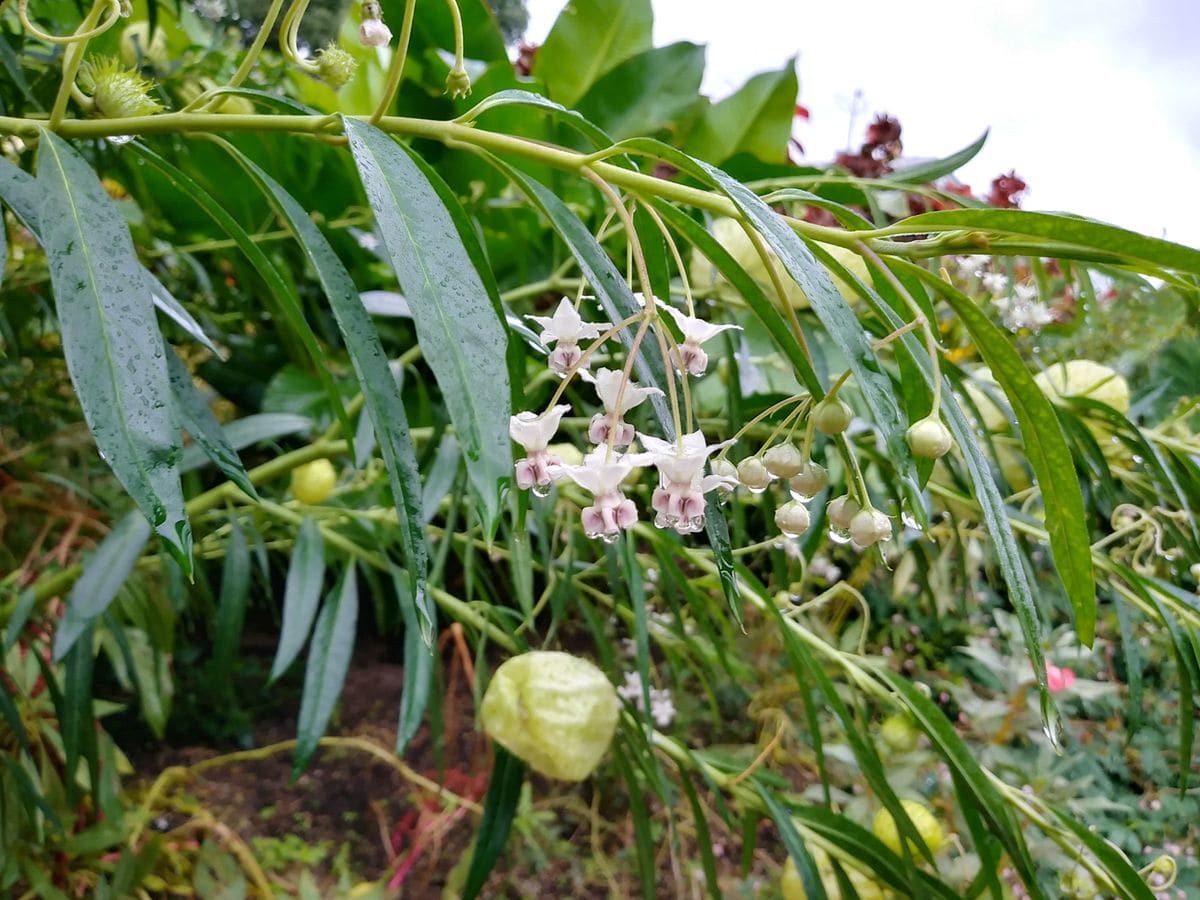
[524,0,1200,249]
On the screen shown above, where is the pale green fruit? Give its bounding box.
[1033,360,1129,414]
[290,459,338,504]
[906,416,953,459]
[764,442,806,478]
[781,850,887,900]
[872,799,946,857]
[688,217,866,308]
[480,651,620,782]
[813,398,853,435]
[879,713,920,752]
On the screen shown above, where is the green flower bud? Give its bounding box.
[788,462,828,500]
[481,651,620,781]
[736,457,772,492]
[906,415,953,459]
[850,507,892,547]
[775,501,811,538]
[316,44,358,89]
[826,495,860,531]
[78,56,161,119]
[812,397,852,435]
[445,64,472,99]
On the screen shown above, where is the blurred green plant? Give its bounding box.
[2,0,1199,896]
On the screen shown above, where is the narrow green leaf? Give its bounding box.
[0,677,31,758]
[60,623,98,804]
[222,144,431,634]
[211,518,250,680]
[294,564,359,774]
[145,268,221,356]
[678,774,722,900]
[1046,803,1156,900]
[2,754,62,833]
[37,132,190,569]
[180,413,313,472]
[128,142,354,447]
[3,588,37,651]
[164,343,256,499]
[756,784,828,900]
[882,131,989,185]
[53,511,152,662]
[702,490,743,629]
[878,669,1045,898]
[394,564,434,753]
[343,118,511,536]
[456,89,614,148]
[614,743,659,899]
[534,0,653,108]
[269,518,326,683]
[922,270,1096,644]
[462,744,525,900]
[893,208,1200,275]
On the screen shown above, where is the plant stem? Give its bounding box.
[369,0,418,124]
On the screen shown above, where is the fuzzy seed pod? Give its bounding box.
[480,651,620,781]
[763,442,805,478]
[871,799,945,857]
[906,415,953,459]
[291,459,338,504]
[775,501,811,538]
[736,457,772,492]
[812,397,852,435]
[849,507,892,547]
[316,44,358,89]
[788,462,828,499]
[78,56,161,118]
[826,495,860,531]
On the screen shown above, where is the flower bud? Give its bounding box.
[850,507,892,547]
[316,44,358,89]
[871,799,945,857]
[813,397,852,435]
[445,65,472,98]
[763,442,805,478]
[78,56,161,118]
[788,462,828,500]
[711,458,738,486]
[879,713,920,752]
[358,1,392,47]
[480,651,620,781]
[906,415,953,459]
[291,459,338,504]
[826,495,860,531]
[736,457,772,492]
[775,501,811,538]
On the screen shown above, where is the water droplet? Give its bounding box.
[599,531,620,545]
[828,528,852,545]
[531,484,550,499]
[107,134,135,145]
[901,512,923,531]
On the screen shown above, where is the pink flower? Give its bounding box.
[560,448,645,542]
[655,303,741,377]
[509,405,570,495]
[1046,663,1076,693]
[359,17,392,47]
[637,430,734,534]
[588,367,662,449]
[527,298,611,375]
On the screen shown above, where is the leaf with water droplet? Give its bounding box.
[35,131,191,573]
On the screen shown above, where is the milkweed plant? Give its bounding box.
[1,0,1198,895]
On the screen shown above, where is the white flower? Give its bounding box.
[359,18,393,46]
[527,298,611,374]
[981,272,1009,295]
[594,367,661,415]
[589,367,663,448]
[509,405,570,493]
[638,430,734,534]
[509,405,569,453]
[656,304,741,376]
[617,671,676,728]
[956,255,987,278]
[560,447,646,541]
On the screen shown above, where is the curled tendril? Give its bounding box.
[18,0,123,44]
[1138,854,1178,891]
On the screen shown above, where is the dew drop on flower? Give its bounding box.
[531,484,550,499]
[599,531,620,545]
[107,134,135,145]
[901,512,923,531]
[828,528,852,545]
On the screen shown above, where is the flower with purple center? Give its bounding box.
[527,297,611,375]
[588,367,662,448]
[560,447,646,542]
[656,304,741,377]
[509,404,570,496]
[638,430,734,534]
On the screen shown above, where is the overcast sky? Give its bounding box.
[524,0,1200,249]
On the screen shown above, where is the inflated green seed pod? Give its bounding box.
[480,651,620,781]
[78,56,161,118]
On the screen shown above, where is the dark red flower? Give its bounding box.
[988,170,1027,208]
